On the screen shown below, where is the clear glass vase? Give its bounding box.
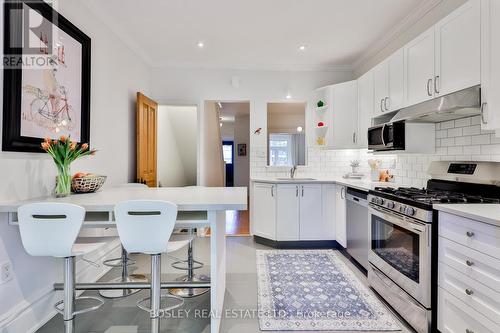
[55,165,72,197]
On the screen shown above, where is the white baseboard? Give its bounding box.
[0,239,122,333]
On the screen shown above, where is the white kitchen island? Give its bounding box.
[0,186,248,333]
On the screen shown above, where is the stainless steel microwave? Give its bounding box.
[368,122,405,151]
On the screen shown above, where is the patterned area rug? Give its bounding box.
[256,250,401,331]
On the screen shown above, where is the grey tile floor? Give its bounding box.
[37,237,413,333]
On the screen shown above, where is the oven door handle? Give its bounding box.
[369,204,425,233]
[381,124,387,147]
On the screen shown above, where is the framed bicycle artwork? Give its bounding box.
[2,0,91,152]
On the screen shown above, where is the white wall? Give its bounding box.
[220,122,235,141]
[157,105,197,187]
[200,101,224,186]
[233,114,250,189]
[148,67,353,182]
[0,0,150,331]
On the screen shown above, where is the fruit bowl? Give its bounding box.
[71,174,107,193]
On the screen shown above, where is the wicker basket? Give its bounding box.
[71,175,107,193]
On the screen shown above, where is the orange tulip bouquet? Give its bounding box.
[41,136,96,197]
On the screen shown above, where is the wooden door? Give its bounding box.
[136,92,157,187]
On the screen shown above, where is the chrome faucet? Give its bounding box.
[290,165,298,179]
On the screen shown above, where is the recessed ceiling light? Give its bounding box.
[299,45,306,51]
[286,94,292,99]
[197,41,204,48]
[297,126,303,132]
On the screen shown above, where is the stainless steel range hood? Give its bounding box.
[389,85,481,123]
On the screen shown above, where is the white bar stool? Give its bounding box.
[99,183,149,299]
[18,203,106,333]
[169,186,210,298]
[114,200,190,333]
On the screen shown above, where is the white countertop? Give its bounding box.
[251,177,400,192]
[433,204,500,227]
[0,186,248,212]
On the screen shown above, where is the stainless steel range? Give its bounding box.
[367,161,500,333]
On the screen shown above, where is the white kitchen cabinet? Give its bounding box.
[373,49,405,115]
[404,27,435,106]
[481,0,500,131]
[357,71,373,148]
[331,80,358,149]
[252,183,276,240]
[387,49,405,111]
[335,185,347,247]
[299,184,323,240]
[276,184,300,241]
[373,62,388,116]
[435,0,480,97]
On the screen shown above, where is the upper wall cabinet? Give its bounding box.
[480,0,500,130]
[435,0,480,97]
[373,49,405,115]
[405,0,480,106]
[404,27,436,106]
[357,71,374,148]
[311,80,358,149]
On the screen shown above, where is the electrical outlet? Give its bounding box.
[1,262,13,284]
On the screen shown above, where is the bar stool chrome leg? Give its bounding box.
[63,257,75,333]
[169,229,210,298]
[99,246,147,298]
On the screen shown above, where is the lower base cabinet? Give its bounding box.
[252,182,338,242]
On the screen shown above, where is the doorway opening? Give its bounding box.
[218,101,250,236]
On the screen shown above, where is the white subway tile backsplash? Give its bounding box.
[455,118,471,127]
[471,134,490,145]
[441,120,455,129]
[251,116,499,188]
[463,125,481,136]
[447,128,463,137]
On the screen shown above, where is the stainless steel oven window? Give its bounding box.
[371,214,420,283]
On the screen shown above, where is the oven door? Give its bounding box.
[368,204,431,307]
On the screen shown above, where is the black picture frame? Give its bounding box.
[2,0,91,153]
[238,143,247,156]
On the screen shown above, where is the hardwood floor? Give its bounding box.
[225,209,249,236]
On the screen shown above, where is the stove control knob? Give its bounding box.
[379,198,385,205]
[386,201,395,209]
[405,207,416,216]
[399,205,406,213]
[371,197,377,204]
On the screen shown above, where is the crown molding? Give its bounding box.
[352,0,444,72]
[149,62,353,73]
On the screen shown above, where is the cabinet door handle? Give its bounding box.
[466,231,475,238]
[481,102,488,124]
[466,260,474,267]
[427,78,433,96]
[384,97,390,111]
[465,289,474,296]
[271,186,274,197]
[340,186,346,199]
[434,75,440,94]
[301,186,304,197]
[296,186,299,197]
[352,132,356,144]
[380,99,385,112]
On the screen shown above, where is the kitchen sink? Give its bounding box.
[276,177,316,181]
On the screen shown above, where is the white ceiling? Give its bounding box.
[219,102,250,122]
[81,0,430,70]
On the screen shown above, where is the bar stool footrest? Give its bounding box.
[136,294,184,314]
[54,296,105,316]
[103,257,136,268]
[171,259,203,271]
